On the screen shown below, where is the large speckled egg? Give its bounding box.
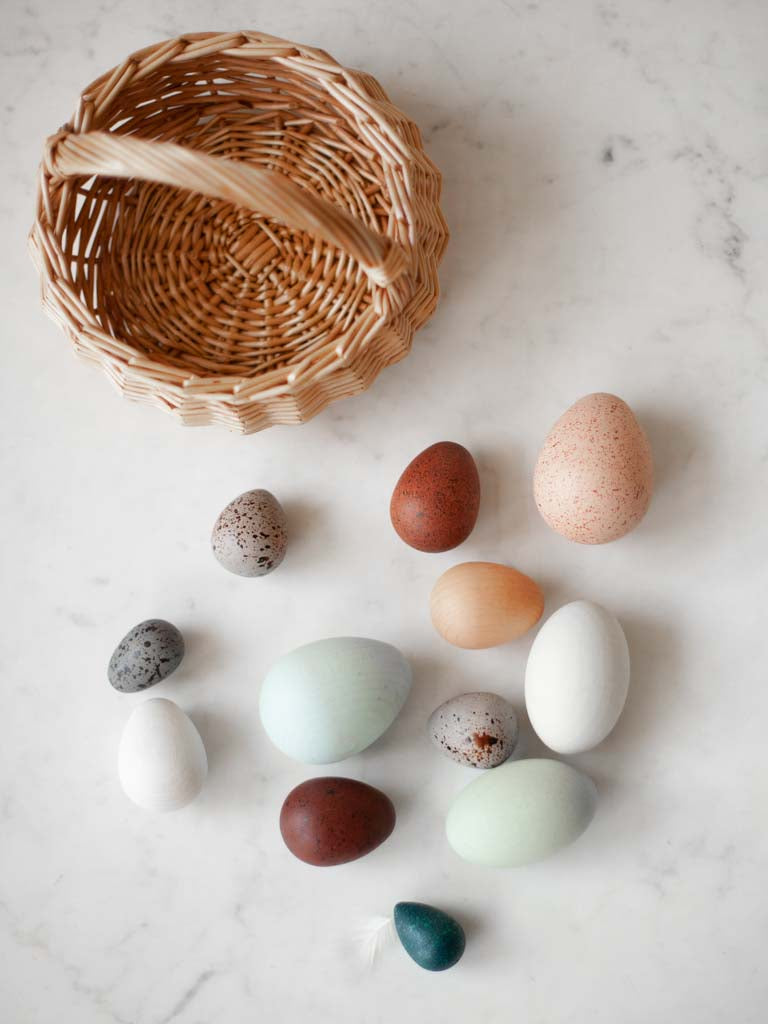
[429,692,518,768]
[446,758,597,867]
[280,777,395,866]
[390,442,480,552]
[108,619,185,693]
[211,489,287,576]
[260,637,412,764]
[118,698,207,812]
[525,600,630,754]
[430,562,544,649]
[533,393,653,544]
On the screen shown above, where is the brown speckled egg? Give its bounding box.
[533,393,653,544]
[429,692,518,768]
[211,489,287,576]
[390,442,480,552]
[280,777,396,866]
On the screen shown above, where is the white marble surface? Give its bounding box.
[2,1,767,1021]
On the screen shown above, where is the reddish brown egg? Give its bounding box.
[390,442,481,552]
[279,777,396,866]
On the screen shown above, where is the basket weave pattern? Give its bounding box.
[30,31,448,432]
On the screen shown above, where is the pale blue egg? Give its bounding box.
[446,758,597,867]
[259,637,411,764]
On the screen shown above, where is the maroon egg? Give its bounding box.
[280,777,396,866]
[390,442,481,552]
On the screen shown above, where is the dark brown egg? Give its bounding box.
[279,777,396,866]
[390,442,480,552]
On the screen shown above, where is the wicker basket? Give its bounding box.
[29,31,448,433]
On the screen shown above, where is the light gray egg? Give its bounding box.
[428,691,519,769]
[109,619,185,693]
[211,489,287,577]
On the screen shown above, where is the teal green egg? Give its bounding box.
[446,758,597,867]
[394,902,466,971]
[259,637,411,764]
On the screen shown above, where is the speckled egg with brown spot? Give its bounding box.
[533,393,653,544]
[211,489,287,576]
[428,692,519,769]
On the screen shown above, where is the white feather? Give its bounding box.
[354,915,396,968]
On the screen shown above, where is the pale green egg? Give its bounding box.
[446,758,597,867]
[259,637,411,764]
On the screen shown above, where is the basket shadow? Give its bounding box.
[384,87,556,307]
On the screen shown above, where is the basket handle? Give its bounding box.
[44,130,409,288]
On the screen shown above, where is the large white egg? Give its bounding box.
[525,600,630,754]
[446,758,597,867]
[259,637,411,764]
[118,698,208,811]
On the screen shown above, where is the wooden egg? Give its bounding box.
[430,562,544,649]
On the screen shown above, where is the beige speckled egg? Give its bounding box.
[429,692,519,768]
[533,393,653,544]
[211,489,287,576]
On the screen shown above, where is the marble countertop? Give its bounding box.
[2,1,767,1021]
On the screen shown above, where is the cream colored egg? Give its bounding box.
[525,600,630,754]
[430,562,544,649]
[533,393,653,544]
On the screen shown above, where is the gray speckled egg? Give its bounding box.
[211,489,287,577]
[428,692,518,769]
[109,619,185,693]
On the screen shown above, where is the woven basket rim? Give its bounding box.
[30,31,448,431]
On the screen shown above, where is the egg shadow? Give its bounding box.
[280,497,331,571]
[364,651,464,760]
[469,445,529,555]
[188,707,261,810]
[174,627,221,682]
[442,905,484,948]
[596,613,681,755]
[511,706,552,761]
[634,408,718,536]
[382,784,416,821]
[529,572,579,618]
[408,650,468,714]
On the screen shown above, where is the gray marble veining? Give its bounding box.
[1,1,767,1022]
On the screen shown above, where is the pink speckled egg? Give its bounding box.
[533,393,653,544]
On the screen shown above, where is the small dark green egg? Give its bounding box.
[393,902,466,971]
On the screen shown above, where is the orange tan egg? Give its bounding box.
[533,393,653,544]
[430,561,544,649]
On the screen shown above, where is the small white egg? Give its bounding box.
[118,698,207,812]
